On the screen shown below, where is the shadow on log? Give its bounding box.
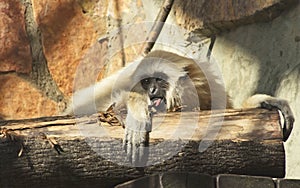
[0,109,285,187]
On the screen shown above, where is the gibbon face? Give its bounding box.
[139,72,169,112]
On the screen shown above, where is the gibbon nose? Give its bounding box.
[149,86,158,95]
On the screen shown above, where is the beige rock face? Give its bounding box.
[173,0,298,36]
[2,0,294,119]
[0,0,32,73]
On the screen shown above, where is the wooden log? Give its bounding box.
[0,109,285,187]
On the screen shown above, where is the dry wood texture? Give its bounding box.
[0,109,285,187]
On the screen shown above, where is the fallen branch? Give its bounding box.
[0,109,285,187]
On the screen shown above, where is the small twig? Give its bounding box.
[38,132,64,155]
[98,103,124,127]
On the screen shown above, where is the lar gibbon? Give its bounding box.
[65,50,294,166]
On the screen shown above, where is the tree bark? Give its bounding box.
[0,109,285,187]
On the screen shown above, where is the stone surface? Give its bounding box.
[216,174,274,188]
[173,0,298,37]
[0,75,58,119]
[0,0,32,73]
[32,0,108,96]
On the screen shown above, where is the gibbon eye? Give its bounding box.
[141,78,151,87]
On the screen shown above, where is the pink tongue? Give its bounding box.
[154,98,162,106]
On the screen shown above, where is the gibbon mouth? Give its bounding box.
[150,97,166,107]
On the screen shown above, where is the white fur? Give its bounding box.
[65,50,230,115]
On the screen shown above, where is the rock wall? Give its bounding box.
[173,0,298,36]
[0,0,108,119]
[211,4,300,179]
[0,0,295,118]
[0,0,299,179]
